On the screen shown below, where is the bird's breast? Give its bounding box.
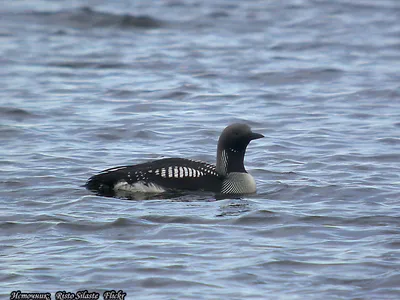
[221,172,257,194]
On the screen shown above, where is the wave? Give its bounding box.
[29,6,164,29]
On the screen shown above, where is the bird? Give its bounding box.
[85,123,264,197]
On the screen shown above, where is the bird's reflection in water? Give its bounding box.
[96,189,248,203]
[216,198,252,217]
[94,190,253,217]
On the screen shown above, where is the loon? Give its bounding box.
[85,123,264,197]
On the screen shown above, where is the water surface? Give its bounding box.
[1,0,400,299]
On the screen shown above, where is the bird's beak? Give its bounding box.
[250,132,264,140]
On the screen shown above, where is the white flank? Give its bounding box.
[114,180,165,193]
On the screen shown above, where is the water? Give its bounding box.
[1,0,400,299]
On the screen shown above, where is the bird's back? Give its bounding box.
[86,158,224,196]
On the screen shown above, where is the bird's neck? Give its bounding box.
[216,147,246,176]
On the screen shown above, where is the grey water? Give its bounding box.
[1,0,400,299]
